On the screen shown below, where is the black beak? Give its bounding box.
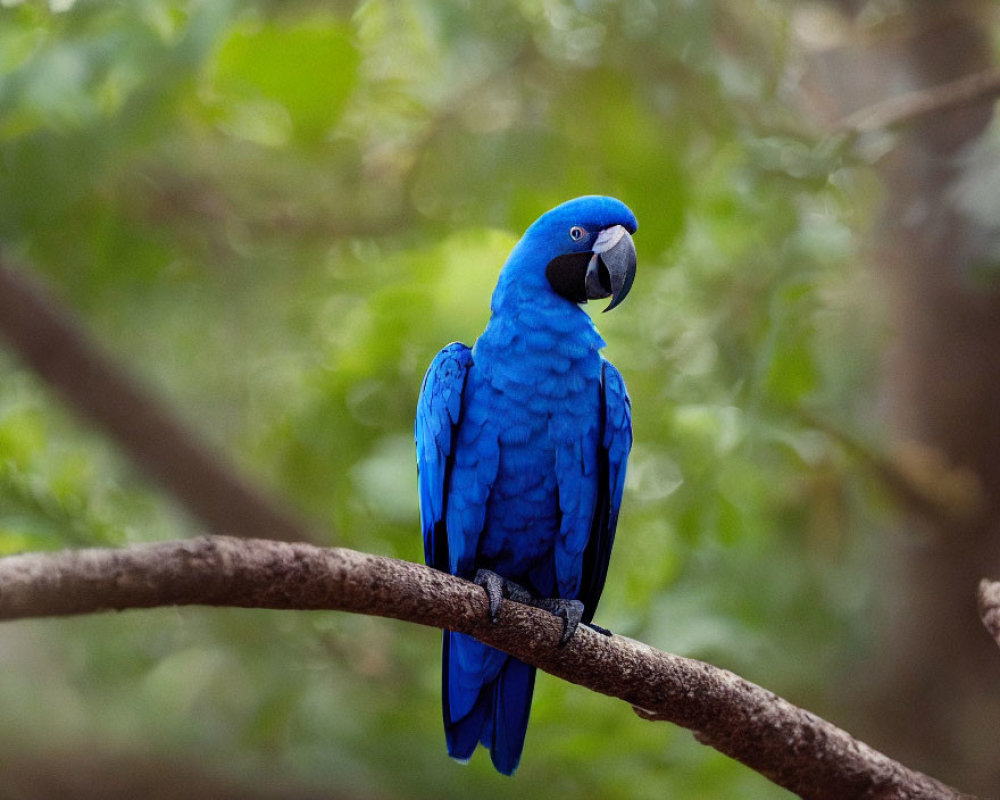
[592,226,637,312]
[545,225,636,312]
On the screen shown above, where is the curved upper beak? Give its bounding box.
[545,224,637,311]
[586,225,637,312]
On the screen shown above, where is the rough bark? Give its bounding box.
[977,579,1000,650]
[0,536,973,800]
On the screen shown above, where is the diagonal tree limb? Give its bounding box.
[833,68,1000,135]
[0,536,973,800]
[0,259,315,543]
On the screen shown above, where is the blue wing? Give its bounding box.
[551,357,631,619]
[417,343,527,775]
[415,342,473,572]
[579,359,632,621]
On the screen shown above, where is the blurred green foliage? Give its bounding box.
[0,1,890,797]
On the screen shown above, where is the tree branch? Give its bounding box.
[977,579,1000,650]
[0,259,315,543]
[834,68,1000,135]
[0,536,973,800]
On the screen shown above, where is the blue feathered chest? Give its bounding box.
[460,296,605,594]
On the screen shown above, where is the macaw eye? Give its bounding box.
[569,226,587,241]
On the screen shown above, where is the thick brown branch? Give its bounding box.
[0,260,314,543]
[0,537,972,800]
[976,579,1000,650]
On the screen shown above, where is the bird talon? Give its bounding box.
[531,597,585,646]
[473,570,588,644]
[474,569,505,624]
[557,600,585,646]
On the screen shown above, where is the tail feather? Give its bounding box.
[442,631,490,762]
[490,656,536,775]
[442,631,537,775]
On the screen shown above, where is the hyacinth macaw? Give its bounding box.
[415,195,636,775]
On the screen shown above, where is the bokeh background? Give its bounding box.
[2,1,1000,797]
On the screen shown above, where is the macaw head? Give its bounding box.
[514,195,638,312]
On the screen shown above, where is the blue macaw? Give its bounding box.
[415,195,636,775]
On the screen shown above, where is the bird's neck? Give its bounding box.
[474,281,606,366]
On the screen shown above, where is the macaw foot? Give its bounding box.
[473,569,586,646]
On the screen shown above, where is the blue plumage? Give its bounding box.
[415,196,636,774]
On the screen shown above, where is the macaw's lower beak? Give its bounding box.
[545,225,637,311]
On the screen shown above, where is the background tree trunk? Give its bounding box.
[804,4,1000,793]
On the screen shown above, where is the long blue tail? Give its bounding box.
[442,630,536,775]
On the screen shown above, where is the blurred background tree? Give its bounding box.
[0,1,997,797]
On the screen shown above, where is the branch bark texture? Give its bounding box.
[0,260,314,543]
[0,536,971,800]
[977,579,1000,650]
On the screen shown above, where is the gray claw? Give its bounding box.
[474,569,505,624]
[534,597,585,646]
[472,569,590,645]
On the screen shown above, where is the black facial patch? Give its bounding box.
[545,252,592,303]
